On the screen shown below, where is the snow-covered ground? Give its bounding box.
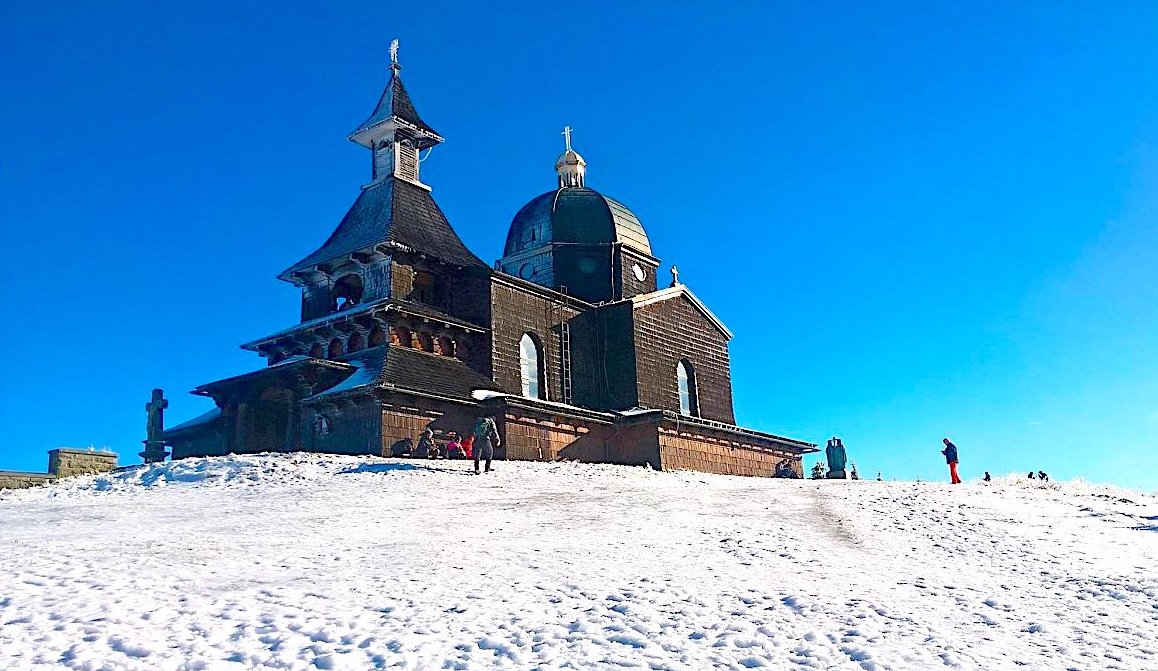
[1,455,1155,671]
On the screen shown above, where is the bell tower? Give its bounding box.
[348,40,443,189]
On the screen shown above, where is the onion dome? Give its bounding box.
[503,187,651,259]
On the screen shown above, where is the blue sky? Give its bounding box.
[2,2,1156,490]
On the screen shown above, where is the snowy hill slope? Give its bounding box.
[1,455,1155,671]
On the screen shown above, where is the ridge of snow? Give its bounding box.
[1,453,1155,670]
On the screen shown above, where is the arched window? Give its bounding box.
[416,331,434,353]
[369,324,387,347]
[436,336,455,357]
[328,338,344,359]
[332,274,363,312]
[346,331,365,353]
[391,325,412,347]
[309,343,324,359]
[677,359,698,417]
[412,271,435,304]
[519,333,543,399]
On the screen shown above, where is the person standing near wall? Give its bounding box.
[472,415,501,475]
[941,438,962,485]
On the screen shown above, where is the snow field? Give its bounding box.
[1,455,1155,670]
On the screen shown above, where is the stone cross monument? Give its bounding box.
[140,388,170,464]
[825,436,847,479]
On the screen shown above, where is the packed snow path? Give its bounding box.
[1,455,1155,670]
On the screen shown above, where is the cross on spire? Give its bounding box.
[389,39,400,71]
[562,126,573,151]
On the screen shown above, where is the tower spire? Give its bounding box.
[555,125,586,188]
[348,39,444,188]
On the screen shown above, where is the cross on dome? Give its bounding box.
[555,125,586,188]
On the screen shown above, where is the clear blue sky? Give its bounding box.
[2,2,1156,490]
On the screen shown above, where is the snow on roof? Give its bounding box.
[165,407,222,434]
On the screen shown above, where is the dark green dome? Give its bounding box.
[503,187,652,258]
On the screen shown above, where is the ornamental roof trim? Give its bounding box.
[241,297,488,351]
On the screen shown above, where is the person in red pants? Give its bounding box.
[941,438,962,484]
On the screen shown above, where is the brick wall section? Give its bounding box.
[0,472,56,490]
[48,449,118,478]
[490,277,582,402]
[632,295,736,423]
[657,426,803,477]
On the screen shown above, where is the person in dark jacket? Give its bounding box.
[471,415,501,474]
[983,471,991,482]
[941,438,961,484]
[414,428,438,459]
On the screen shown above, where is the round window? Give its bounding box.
[519,263,535,279]
[577,257,598,273]
[632,263,646,281]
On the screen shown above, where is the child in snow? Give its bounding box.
[462,433,475,460]
[445,433,465,460]
[941,438,961,484]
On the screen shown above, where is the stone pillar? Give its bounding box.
[140,388,170,463]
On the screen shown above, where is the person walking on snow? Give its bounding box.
[472,415,501,474]
[942,438,962,484]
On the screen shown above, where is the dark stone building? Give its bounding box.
[166,47,815,477]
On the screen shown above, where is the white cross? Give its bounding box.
[389,39,399,66]
[562,126,573,151]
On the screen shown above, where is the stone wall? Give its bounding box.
[1,448,119,490]
[656,425,803,478]
[47,449,118,478]
[0,471,55,490]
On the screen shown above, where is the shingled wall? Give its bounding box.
[657,425,803,477]
[490,277,583,403]
[632,294,736,424]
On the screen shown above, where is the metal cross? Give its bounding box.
[389,39,400,66]
[562,126,573,151]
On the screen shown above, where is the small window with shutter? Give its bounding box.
[395,140,419,182]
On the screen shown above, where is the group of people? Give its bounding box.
[391,415,502,475]
[942,439,1050,484]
